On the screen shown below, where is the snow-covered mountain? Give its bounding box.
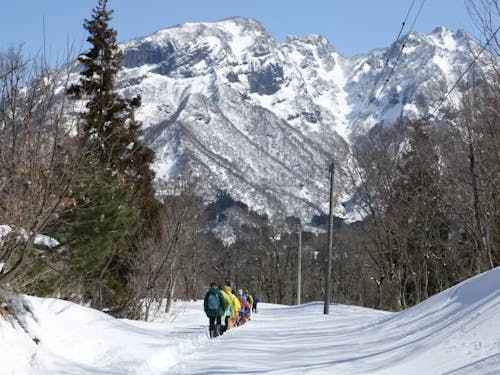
[114,17,483,224]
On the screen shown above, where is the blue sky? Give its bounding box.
[0,0,477,63]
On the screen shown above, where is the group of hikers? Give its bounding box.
[203,282,259,338]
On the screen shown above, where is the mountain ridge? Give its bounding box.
[109,17,487,227]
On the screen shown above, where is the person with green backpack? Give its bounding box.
[203,282,227,338]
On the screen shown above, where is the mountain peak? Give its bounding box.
[123,16,273,49]
[396,26,470,54]
[114,19,489,223]
[216,16,268,31]
[428,25,470,51]
[287,33,334,47]
[431,25,452,36]
[121,16,277,69]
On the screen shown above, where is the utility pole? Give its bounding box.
[324,161,335,315]
[297,223,302,305]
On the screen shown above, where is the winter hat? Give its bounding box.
[238,289,243,295]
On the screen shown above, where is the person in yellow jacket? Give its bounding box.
[223,285,240,329]
[219,286,233,333]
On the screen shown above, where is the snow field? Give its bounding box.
[0,267,499,374]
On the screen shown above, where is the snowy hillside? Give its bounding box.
[108,17,486,224]
[1,267,499,374]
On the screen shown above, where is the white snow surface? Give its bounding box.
[1,267,499,374]
[0,224,59,248]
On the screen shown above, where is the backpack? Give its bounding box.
[207,291,220,310]
[238,295,247,313]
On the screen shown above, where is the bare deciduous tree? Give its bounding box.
[0,48,80,291]
[130,184,204,320]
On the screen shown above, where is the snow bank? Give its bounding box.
[0,268,499,374]
[0,298,209,374]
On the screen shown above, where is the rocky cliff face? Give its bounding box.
[110,17,484,225]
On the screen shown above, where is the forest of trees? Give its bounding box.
[0,0,498,319]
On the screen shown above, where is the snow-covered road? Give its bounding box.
[1,268,499,374]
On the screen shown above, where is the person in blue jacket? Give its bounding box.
[236,289,247,325]
[252,293,259,313]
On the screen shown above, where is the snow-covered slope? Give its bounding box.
[1,267,499,374]
[113,18,484,223]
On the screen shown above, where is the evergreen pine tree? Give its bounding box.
[68,0,160,233]
[68,0,138,176]
[62,0,160,313]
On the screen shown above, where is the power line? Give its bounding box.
[408,0,426,32]
[430,25,500,116]
[375,0,427,102]
[367,0,416,103]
